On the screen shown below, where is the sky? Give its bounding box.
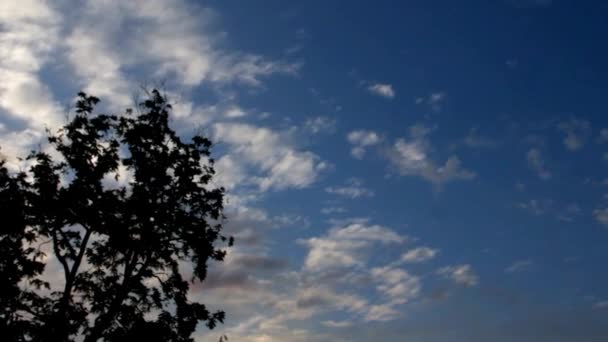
[1,0,608,341]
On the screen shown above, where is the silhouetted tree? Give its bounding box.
[0,90,232,342]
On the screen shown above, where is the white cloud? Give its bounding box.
[320,207,347,215]
[461,127,497,148]
[215,155,248,191]
[505,259,533,273]
[594,300,608,309]
[0,0,65,170]
[593,207,608,226]
[64,23,132,109]
[558,119,591,151]
[304,116,336,134]
[0,0,303,184]
[370,266,421,305]
[57,0,299,111]
[437,264,478,287]
[295,286,368,315]
[0,0,63,130]
[321,320,352,328]
[213,123,325,191]
[0,1,461,338]
[527,148,551,180]
[347,130,381,159]
[367,83,395,99]
[0,128,45,170]
[364,304,400,322]
[387,125,475,186]
[299,220,405,272]
[225,105,247,118]
[517,199,552,216]
[557,203,582,222]
[401,247,439,263]
[297,247,424,323]
[325,178,374,199]
[506,59,519,68]
[416,92,445,112]
[598,128,608,144]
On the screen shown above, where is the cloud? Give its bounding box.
[0,0,63,131]
[437,264,478,287]
[321,320,352,328]
[22,0,301,114]
[557,203,582,222]
[367,83,395,99]
[299,220,405,272]
[0,0,304,184]
[0,128,46,170]
[213,123,326,191]
[416,92,445,112]
[224,105,247,118]
[296,286,368,314]
[304,116,336,134]
[460,127,498,149]
[598,128,608,144]
[320,207,347,215]
[401,247,439,263]
[506,59,519,68]
[364,304,400,322]
[527,148,551,180]
[517,199,552,216]
[294,218,426,324]
[214,155,248,190]
[593,207,608,226]
[347,130,381,159]
[387,124,475,186]
[558,119,591,151]
[505,259,533,273]
[370,266,421,305]
[594,300,608,309]
[325,178,374,199]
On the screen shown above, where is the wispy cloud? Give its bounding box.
[367,83,395,99]
[598,128,608,144]
[437,264,479,287]
[527,148,552,180]
[304,116,336,134]
[416,92,446,112]
[594,300,608,309]
[321,320,353,328]
[326,178,374,199]
[299,219,405,272]
[558,119,591,151]
[321,206,347,215]
[593,207,608,226]
[347,130,381,159]
[505,259,533,273]
[213,123,327,191]
[402,247,439,263]
[387,124,475,187]
[517,199,552,216]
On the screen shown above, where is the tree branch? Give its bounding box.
[58,229,77,260]
[84,249,139,342]
[51,229,70,283]
[63,228,92,298]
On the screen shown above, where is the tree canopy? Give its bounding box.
[0,90,232,342]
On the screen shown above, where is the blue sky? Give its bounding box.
[2,0,608,341]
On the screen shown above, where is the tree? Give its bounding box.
[0,90,232,342]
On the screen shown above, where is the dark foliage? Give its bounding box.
[0,90,232,341]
